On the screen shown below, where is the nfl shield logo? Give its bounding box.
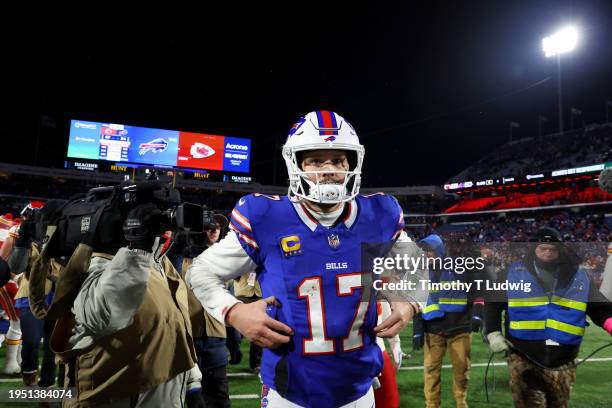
[328,234,340,249]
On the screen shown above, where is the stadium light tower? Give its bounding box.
[542,26,578,136]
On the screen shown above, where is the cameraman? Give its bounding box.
[67,203,204,407]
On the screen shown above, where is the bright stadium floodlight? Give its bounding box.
[542,26,578,58]
[542,26,579,136]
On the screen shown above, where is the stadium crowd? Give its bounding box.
[449,123,612,183]
[443,183,612,213]
[408,208,611,242]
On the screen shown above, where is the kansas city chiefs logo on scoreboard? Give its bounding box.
[190,142,216,159]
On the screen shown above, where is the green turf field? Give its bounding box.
[0,321,610,407]
[224,321,612,408]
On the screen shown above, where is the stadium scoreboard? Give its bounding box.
[66,120,252,176]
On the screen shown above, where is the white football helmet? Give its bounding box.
[282,111,364,204]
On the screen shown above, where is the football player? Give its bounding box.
[188,110,427,407]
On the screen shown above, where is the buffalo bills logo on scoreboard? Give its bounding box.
[138,138,169,155]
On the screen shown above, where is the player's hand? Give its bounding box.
[374,301,417,338]
[226,296,294,349]
[372,376,381,390]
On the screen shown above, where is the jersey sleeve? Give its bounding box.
[377,194,405,240]
[186,231,258,324]
[391,196,406,239]
[229,195,262,266]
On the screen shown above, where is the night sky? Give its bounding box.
[4,1,612,187]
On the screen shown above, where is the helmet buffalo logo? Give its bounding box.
[288,117,306,138]
[138,138,168,155]
[323,135,336,142]
[190,143,216,159]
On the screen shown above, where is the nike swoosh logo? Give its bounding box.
[239,198,246,206]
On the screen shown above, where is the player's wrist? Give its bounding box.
[408,301,420,314]
[225,302,244,325]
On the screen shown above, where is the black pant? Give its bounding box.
[195,337,230,408]
[249,342,262,370]
[225,326,242,365]
[202,366,230,408]
[19,307,56,386]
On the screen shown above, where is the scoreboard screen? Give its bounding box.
[67,120,251,173]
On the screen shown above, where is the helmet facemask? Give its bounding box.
[283,146,363,204]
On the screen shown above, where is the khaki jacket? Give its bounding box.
[181,258,226,339]
[53,250,196,407]
[234,272,262,299]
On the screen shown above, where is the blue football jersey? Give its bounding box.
[229,193,404,407]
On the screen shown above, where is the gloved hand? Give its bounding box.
[604,317,612,335]
[123,203,162,251]
[487,331,511,353]
[372,376,381,390]
[390,341,404,370]
[185,390,205,408]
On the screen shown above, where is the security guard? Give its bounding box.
[485,227,612,408]
[417,234,483,408]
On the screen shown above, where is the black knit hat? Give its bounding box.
[532,227,562,243]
